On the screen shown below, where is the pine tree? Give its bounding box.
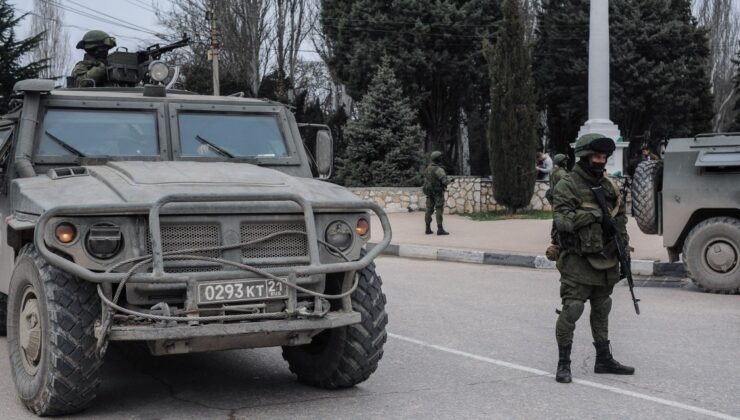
[731,42,740,132]
[336,60,425,187]
[0,1,47,113]
[321,0,502,161]
[485,0,539,212]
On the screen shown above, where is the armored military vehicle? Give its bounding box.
[0,78,390,415]
[632,133,740,294]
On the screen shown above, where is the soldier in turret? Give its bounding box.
[71,30,116,87]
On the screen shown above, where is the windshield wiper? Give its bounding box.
[194,134,235,159]
[44,130,86,157]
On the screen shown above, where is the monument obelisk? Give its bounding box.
[577,0,626,174]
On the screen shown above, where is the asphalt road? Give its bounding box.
[0,257,738,419]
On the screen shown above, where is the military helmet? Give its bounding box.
[574,133,616,158]
[430,151,443,163]
[76,30,117,50]
[553,154,568,166]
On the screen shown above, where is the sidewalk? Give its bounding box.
[369,212,685,277]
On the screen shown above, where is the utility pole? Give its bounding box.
[207,0,220,96]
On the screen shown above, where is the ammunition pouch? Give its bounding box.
[577,223,604,254]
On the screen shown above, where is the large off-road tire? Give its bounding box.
[282,258,388,389]
[7,244,103,415]
[0,293,7,336]
[631,160,663,234]
[683,217,740,294]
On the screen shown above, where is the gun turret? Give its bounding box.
[106,35,190,86]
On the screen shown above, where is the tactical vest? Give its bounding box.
[559,169,622,263]
[423,164,445,195]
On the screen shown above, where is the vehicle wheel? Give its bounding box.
[0,293,7,336]
[631,160,663,234]
[683,217,740,294]
[282,258,388,389]
[7,244,102,415]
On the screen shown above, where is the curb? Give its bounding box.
[368,242,687,278]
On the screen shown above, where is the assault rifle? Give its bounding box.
[107,35,190,86]
[591,185,641,315]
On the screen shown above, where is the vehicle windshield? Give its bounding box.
[37,109,159,158]
[178,113,288,159]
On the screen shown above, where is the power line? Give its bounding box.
[64,0,157,34]
[36,0,160,36]
[19,7,154,44]
[124,0,158,14]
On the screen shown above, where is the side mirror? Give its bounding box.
[316,129,333,179]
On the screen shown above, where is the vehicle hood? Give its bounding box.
[11,161,361,216]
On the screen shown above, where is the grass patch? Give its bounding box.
[467,210,553,221]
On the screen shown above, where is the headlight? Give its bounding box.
[55,222,77,244]
[86,223,122,260]
[325,221,353,251]
[148,60,170,82]
[356,218,370,237]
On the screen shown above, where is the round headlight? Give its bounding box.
[86,223,122,260]
[148,61,170,82]
[55,223,77,244]
[356,218,370,237]
[325,221,353,251]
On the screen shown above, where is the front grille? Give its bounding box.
[146,224,222,258]
[240,222,308,259]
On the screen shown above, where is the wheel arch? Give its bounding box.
[671,208,740,257]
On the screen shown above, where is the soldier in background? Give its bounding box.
[552,133,635,384]
[423,151,450,235]
[71,30,116,87]
[545,154,569,261]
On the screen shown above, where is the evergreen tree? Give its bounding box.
[485,0,538,212]
[336,60,425,187]
[321,0,501,161]
[731,42,740,132]
[0,1,46,113]
[533,0,714,153]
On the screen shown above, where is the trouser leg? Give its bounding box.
[425,196,434,226]
[435,195,444,227]
[589,285,614,343]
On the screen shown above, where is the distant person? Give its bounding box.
[423,151,450,235]
[552,133,635,384]
[536,151,553,181]
[628,143,659,176]
[71,30,116,87]
[545,154,569,261]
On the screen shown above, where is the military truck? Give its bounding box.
[0,78,391,415]
[631,133,740,294]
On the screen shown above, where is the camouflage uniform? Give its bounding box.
[552,133,635,384]
[423,151,450,235]
[546,154,569,248]
[71,30,116,88]
[72,55,108,87]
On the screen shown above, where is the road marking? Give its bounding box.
[389,333,739,420]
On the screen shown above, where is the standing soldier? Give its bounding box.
[423,151,450,235]
[71,30,117,87]
[552,134,635,383]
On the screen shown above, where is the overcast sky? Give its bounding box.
[11,0,166,62]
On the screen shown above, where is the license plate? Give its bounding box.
[198,279,288,304]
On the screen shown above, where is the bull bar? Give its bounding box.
[34,192,393,284]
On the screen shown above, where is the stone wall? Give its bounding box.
[351,176,632,215]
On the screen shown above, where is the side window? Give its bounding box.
[0,127,13,170]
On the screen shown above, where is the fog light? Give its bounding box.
[148,60,169,83]
[356,218,370,237]
[86,223,122,260]
[55,223,77,244]
[325,221,353,251]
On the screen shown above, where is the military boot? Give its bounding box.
[593,341,635,375]
[437,225,449,235]
[425,224,434,235]
[555,344,572,383]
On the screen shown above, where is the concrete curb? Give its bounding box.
[368,242,687,278]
